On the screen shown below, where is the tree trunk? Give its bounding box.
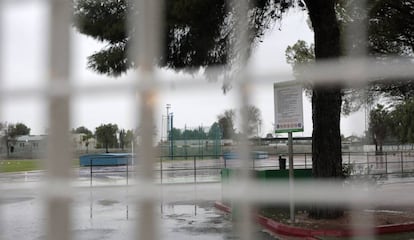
[6,139,10,158]
[304,0,344,219]
[379,142,383,154]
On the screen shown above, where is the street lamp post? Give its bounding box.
[166,104,171,159]
[170,112,174,160]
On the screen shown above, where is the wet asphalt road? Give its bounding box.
[0,170,277,240]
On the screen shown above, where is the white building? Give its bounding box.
[9,135,47,159]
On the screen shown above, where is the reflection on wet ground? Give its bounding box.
[0,171,277,240]
[161,201,276,240]
[2,198,276,240]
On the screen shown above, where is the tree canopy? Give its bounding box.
[208,122,222,140]
[7,123,31,138]
[245,105,262,137]
[72,126,93,136]
[286,0,414,116]
[217,110,235,139]
[367,0,414,102]
[73,0,303,75]
[369,104,389,153]
[368,0,414,57]
[95,123,119,153]
[389,99,414,144]
[0,122,31,157]
[168,127,207,140]
[285,40,373,116]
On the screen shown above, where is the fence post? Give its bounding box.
[193,156,197,183]
[304,153,307,169]
[401,151,404,174]
[160,156,163,184]
[126,157,129,185]
[348,152,351,165]
[385,152,388,174]
[90,158,92,187]
[367,152,370,174]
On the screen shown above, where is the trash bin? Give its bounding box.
[278,155,286,170]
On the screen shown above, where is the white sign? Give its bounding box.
[274,83,304,133]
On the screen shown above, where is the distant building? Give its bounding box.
[71,133,97,153]
[3,133,98,159]
[0,132,6,157]
[9,135,47,159]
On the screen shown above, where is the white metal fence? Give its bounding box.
[1,0,414,240]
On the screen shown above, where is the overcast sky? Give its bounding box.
[0,2,366,139]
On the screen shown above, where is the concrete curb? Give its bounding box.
[214,201,414,238]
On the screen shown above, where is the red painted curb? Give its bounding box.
[214,201,414,238]
[214,201,231,213]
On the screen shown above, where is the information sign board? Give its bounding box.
[274,82,304,133]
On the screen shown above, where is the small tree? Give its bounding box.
[208,122,221,140]
[369,104,389,154]
[73,126,94,153]
[170,128,182,140]
[82,134,93,153]
[245,105,262,137]
[217,110,235,139]
[389,99,414,144]
[124,129,135,148]
[119,129,126,150]
[95,123,118,153]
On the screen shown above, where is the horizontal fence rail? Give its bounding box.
[82,151,414,187]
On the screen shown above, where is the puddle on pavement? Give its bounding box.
[1,195,277,240]
[160,202,277,239]
[0,173,278,240]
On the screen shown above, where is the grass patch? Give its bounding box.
[0,160,42,173]
[1,159,81,173]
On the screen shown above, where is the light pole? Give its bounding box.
[170,112,174,159]
[166,104,171,158]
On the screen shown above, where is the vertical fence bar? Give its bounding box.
[229,0,254,239]
[46,0,73,240]
[401,151,404,174]
[90,158,92,186]
[160,156,163,184]
[0,1,3,238]
[194,156,197,183]
[385,152,388,174]
[304,153,307,169]
[288,132,295,222]
[129,0,163,239]
[344,0,377,236]
[348,152,351,165]
[126,156,129,185]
